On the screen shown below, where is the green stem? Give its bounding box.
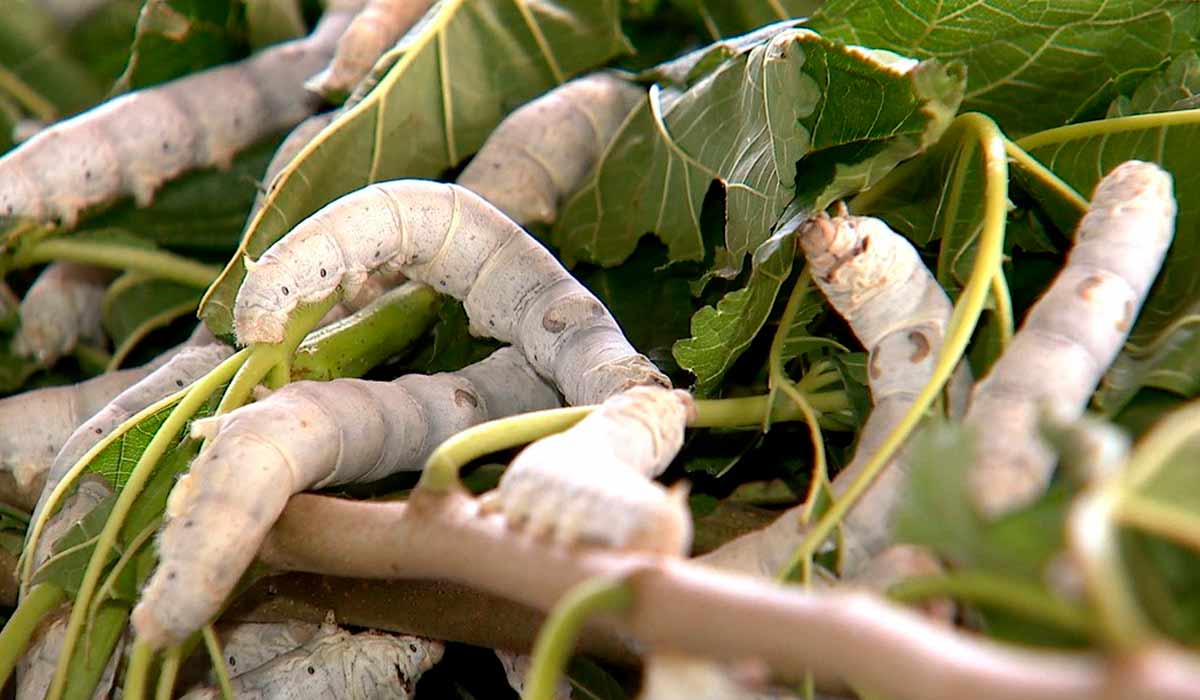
[1117,495,1200,554]
[0,63,57,121]
[16,239,219,289]
[154,644,185,700]
[203,624,234,700]
[1016,108,1200,150]
[1069,488,1150,648]
[292,282,441,381]
[122,639,155,700]
[525,576,634,700]
[990,270,1014,348]
[788,113,1010,568]
[0,582,65,687]
[47,350,249,700]
[87,517,160,638]
[888,572,1095,639]
[1002,139,1090,215]
[63,604,128,700]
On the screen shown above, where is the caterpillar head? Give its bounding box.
[234,255,299,345]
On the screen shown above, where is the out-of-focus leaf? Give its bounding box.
[245,0,306,48]
[808,0,1200,136]
[555,24,962,394]
[114,0,247,92]
[100,272,201,366]
[668,0,821,39]
[1109,50,1200,118]
[566,658,629,700]
[0,2,106,116]
[1018,111,1200,413]
[200,0,630,336]
[61,0,144,90]
[0,348,39,394]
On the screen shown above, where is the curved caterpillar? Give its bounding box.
[233,180,667,406]
[0,6,357,228]
[305,0,438,99]
[12,262,113,366]
[965,160,1176,517]
[457,72,644,228]
[134,347,562,647]
[701,214,968,578]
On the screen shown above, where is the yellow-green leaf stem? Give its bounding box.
[524,576,634,700]
[15,239,219,289]
[122,639,155,700]
[786,112,1010,573]
[1002,139,1089,216]
[47,349,249,700]
[0,582,65,687]
[203,624,234,700]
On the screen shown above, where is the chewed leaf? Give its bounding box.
[576,25,962,393]
[808,0,1200,136]
[199,0,630,336]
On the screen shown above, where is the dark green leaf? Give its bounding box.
[114,0,247,92]
[100,272,201,358]
[0,3,105,116]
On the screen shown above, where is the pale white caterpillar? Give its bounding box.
[0,5,359,228]
[133,346,563,647]
[702,214,969,577]
[457,72,645,228]
[233,180,668,406]
[12,262,114,366]
[30,341,233,530]
[177,629,443,700]
[205,620,338,683]
[305,0,438,99]
[0,328,213,510]
[480,385,695,554]
[965,160,1176,517]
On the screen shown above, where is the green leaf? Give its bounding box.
[667,0,822,39]
[60,0,144,91]
[244,0,307,48]
[808,0,1200,136]
[0,3,106,116]
[114,0,247,92]
[1018,109,1200,413]
[1109,50,1200,117]
[200,0,631,337]
[566,25,961,394]
[565,658,629,700]
[100,272,202,366]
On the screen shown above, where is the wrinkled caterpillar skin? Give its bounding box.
[966,161,1176,518]
[458,73,644,228]
[208,620,337,683]
[480,386,694,554]
[133,347,561,647]
[30,340,232,528]
[0,8,357,228]
[178,629,442,700]
[234,180,667,406]
[306,0,437,99]
[702,215,968,577]
[12,262,113,366]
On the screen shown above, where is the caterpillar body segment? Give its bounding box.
[30,340,233,525]
[133,347,561,648]
[965,160,1176,517]
[179,629,443,699]
[480,385,695,554]
[234,180,667,406]
[0,6,358,228]
[12,262,113,366]
[701,214,966,578]
[306,0,438,99]
[457,72,645,228]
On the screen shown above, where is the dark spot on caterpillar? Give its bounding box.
[84,170,92,180]
[307,666,316,675]
[281,286,289,296]
[320,267,327,278]
[94,427,103,435]
[229,656,236,667]
[166,570,176,581]
[439,279,447,288]
[161,141,170,152]
[907,330,931,362]
[175,379,184,387]
[860,235,870,252]
[454,389,478,408]
[488,319,495,327]
[4,205,11,215]
[408,643,417,652]
[300,419,309,428]
[183,520,193,528]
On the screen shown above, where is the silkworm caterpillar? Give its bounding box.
[177,629,443,699]
[0,328,212,510]
[207,620,337,682]
[12,262,114,366]
[457,72,644,228]
[701,214,968,577]
[233,180,668,406]
[30,340,233,526]
[0,6,357,228]
[965,160,1176,517]
[305,0,437,99]
[480,385,695,554]
[133,346,562,647]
